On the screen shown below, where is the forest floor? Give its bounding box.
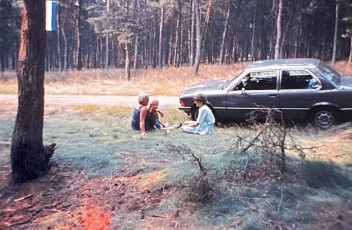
[1,65,352,229]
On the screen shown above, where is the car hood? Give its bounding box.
[180,79,227,96]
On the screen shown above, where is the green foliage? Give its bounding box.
[87,3,142,45]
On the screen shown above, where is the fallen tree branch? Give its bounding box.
[14,194,33,202]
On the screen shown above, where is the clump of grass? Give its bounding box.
[73,105,133,115]
[0,79,17,94]
[160,108,188,126]
[137,168,169,192]
[101,106,134,115]
[73,105,100,113]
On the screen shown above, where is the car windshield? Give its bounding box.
[222,76,237,89]
[317,62,341,86]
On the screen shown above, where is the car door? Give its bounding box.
[225,70,280,120]
[278,69,323,120]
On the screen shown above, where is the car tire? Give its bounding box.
[190,105,199,121]
[309,107,339,129]
[190,104,218,123]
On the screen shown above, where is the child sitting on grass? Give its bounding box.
[181,94,215,135]
[148,99,166,129]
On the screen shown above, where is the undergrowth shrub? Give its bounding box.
[166,144,219,203]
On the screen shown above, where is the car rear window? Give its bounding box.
[281,70,321,90]
[317,62,341,86]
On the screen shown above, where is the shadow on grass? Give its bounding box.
[300,161,352,189]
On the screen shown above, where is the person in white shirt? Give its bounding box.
[181,94,215,135]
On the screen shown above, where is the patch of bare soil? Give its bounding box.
[0,156,180,230]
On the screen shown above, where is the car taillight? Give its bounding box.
[179,99,185,106]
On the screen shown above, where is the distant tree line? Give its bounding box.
[1,0,351,76]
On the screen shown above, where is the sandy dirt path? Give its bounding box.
[0,94,179,110]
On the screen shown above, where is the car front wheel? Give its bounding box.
[190,105,199,121]
[309,107,339,129]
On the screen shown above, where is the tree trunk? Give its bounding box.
[190,0,195,66]
[349,36,352,64]
[125,44,131,81]
[61,1,68,72]
[274,0,282,59]
[62,28,68,71]
[158,5,164,68]
[57,6,62,71]
[201,0,213,64]
[173,0,182,67]
[11,0,55,184]
[134,35,139,70]
[193,0,201,75]
[250,0,258,61]
[219,2,230,65]
[332,1,339,66]
[280,6,295,59]
[76,0,83,70]
[105,0,110,70]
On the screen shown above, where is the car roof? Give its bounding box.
[246,58,321,71]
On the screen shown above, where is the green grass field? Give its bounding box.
[0,63,352,229]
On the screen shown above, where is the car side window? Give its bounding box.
[281,70,321,89]
[235,71,277,90]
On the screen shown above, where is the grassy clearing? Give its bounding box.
[0,62,352,229]
[1,104,351,229]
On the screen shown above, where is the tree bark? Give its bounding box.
[61,1,68,72]
[11,0,54,184]
[201,0,213,64]
[173,0,182,67]
[279,5,295,59]
[193,0,201,75]
[250,0,258,61]
[134,35,139,70]
[219,2,230,65]
[274,0,282,59]
[349,35,352,64]
[125,44,131,81]
[105,0,110,70]
[190,0,195,66]
[158,5,164,68]
[332,1,339,66]
[76,0,83,70]
[57,3,62,71]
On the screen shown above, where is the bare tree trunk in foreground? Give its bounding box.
[11,0,56,184]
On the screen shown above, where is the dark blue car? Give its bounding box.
[179,58,352,129]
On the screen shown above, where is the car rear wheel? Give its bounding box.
[309,107,339,129]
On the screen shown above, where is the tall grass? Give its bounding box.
[0,61,350,95]
[0,64,245,95]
